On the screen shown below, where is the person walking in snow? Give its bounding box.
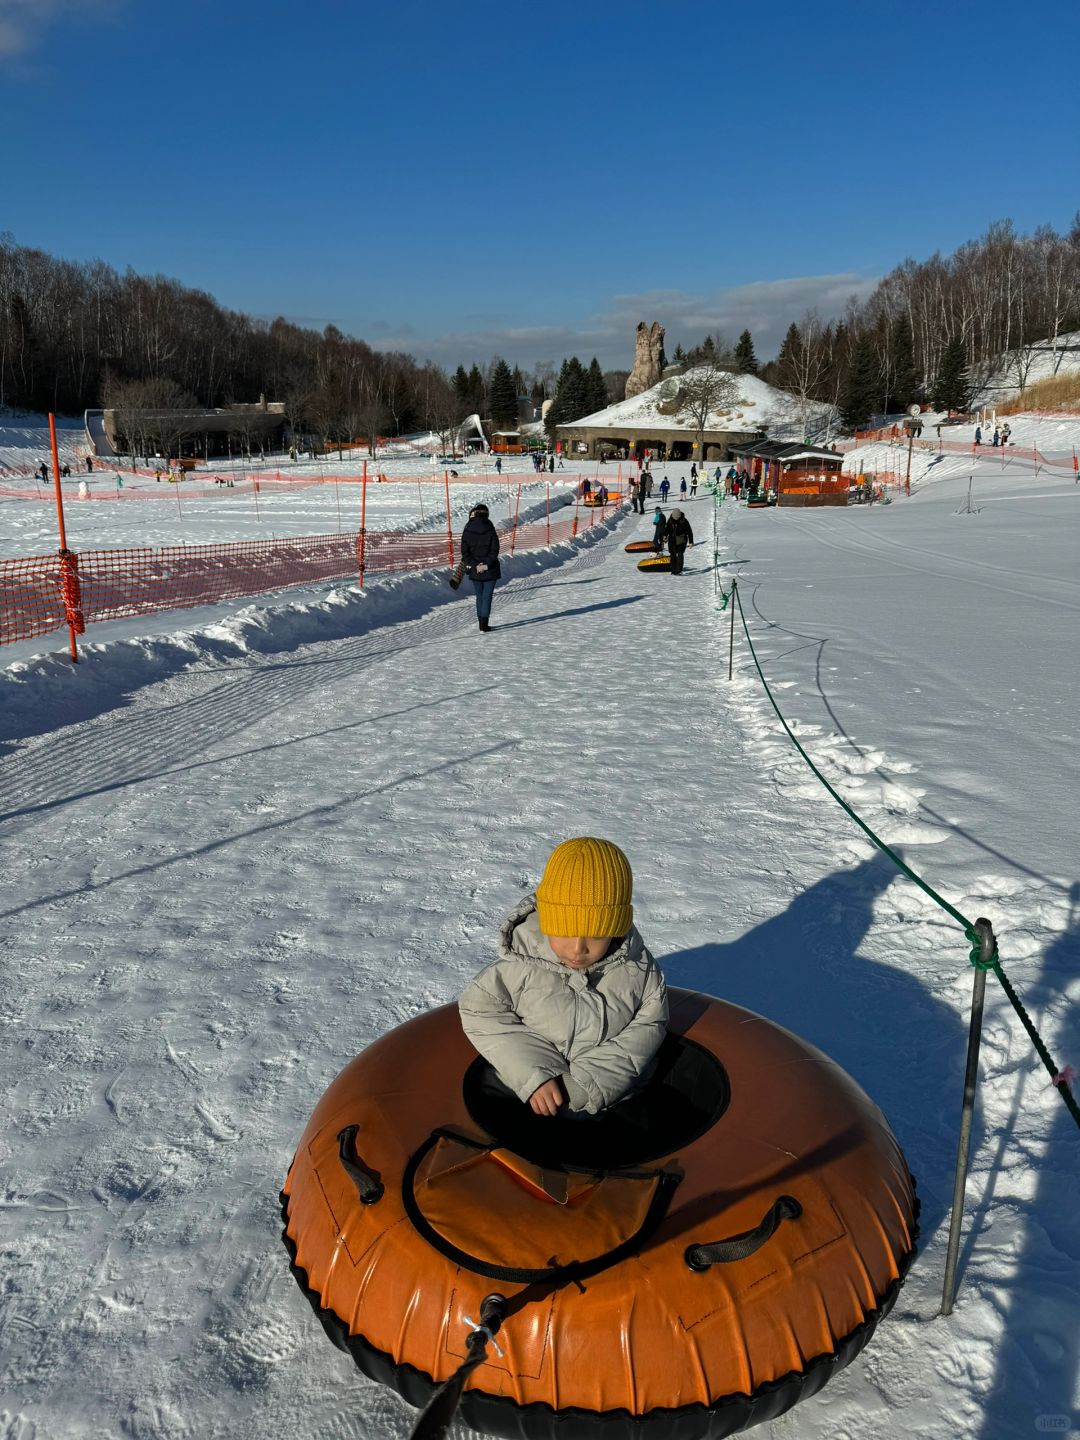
[652,507,667,554]
[665,509,694,575]
[85,455,94,473]
[679,478,688,501]
[992,428,999,447]
[690,472,698,498]
[460,502,501,633]
[974,426,982,447]
[1001,423,1011,446]
[495,455,503,474]
[659,477,670,503]
[644,473,654,500]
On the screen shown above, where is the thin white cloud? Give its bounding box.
[0,0,122,59]
[368,273,880,371]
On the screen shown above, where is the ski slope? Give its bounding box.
[0,455,1077,1440]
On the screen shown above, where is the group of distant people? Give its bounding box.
[973,423,1012,448]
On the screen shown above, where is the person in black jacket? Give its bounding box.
[665,509,694,574]
[460,503,501,632]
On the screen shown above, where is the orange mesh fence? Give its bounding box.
[0,505,608,649]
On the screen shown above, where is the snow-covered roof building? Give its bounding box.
[555,368,809,462]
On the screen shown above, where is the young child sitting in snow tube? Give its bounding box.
[458,838,671,1166]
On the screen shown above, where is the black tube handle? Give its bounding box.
[337,1125,384,1205]
[685,1195,801,1270]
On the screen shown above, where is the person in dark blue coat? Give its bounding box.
[460,503,501,632]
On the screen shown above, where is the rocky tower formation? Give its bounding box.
[624,321,667,399]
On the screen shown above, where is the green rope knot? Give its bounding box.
[966,924,998,970]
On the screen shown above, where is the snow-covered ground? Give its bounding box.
[0,447,1078,1439]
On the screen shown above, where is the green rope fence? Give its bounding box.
[726,577,1079,1132]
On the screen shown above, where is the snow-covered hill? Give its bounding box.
[565,367,835,441]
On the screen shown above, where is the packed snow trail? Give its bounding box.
[0,488,1076,1440]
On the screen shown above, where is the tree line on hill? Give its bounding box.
[2,214,1079,446]
[759,215,1080,427]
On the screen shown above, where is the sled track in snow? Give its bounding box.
[773,511,1080,612]
[0,523,627,827]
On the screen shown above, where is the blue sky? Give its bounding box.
[1,0,1077,371]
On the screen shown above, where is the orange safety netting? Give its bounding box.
[0,508,598,648]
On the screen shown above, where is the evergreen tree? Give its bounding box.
[586,357,607,415]
[890,316,918,407]
[931,334,972,413]
[544,358,570,437]
[488,357,518,428]
[777,324,806,374]
[839,335,882,429]
[452,365,470,403]
[734,329,759,375]
[544,357,590,437]
[672,342,686,365]
[467,364,485,412]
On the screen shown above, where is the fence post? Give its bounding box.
[940,916,996,1317]
[545,483,551,544]
[49,413,80,664]
[728,578,737,680]
[358,465,368,588]
[572,494,579,537]
[444,471,454,565]
[510,481,522,554]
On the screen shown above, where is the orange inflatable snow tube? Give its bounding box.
[281,990,917,1439]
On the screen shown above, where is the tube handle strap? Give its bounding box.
[685,1195,801,1270]
[337,1125,384,1205]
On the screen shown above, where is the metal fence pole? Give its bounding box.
[940,916,996,1316]
[728,578,737,680]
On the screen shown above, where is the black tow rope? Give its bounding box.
[409,1292,507,1440]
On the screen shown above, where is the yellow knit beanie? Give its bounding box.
[535,837,633,938]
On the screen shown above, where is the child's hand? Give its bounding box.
[528,1079,565,1116]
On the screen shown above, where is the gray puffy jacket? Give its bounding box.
[458,895,668,1114]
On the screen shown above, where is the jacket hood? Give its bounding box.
[499,893,642,973]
